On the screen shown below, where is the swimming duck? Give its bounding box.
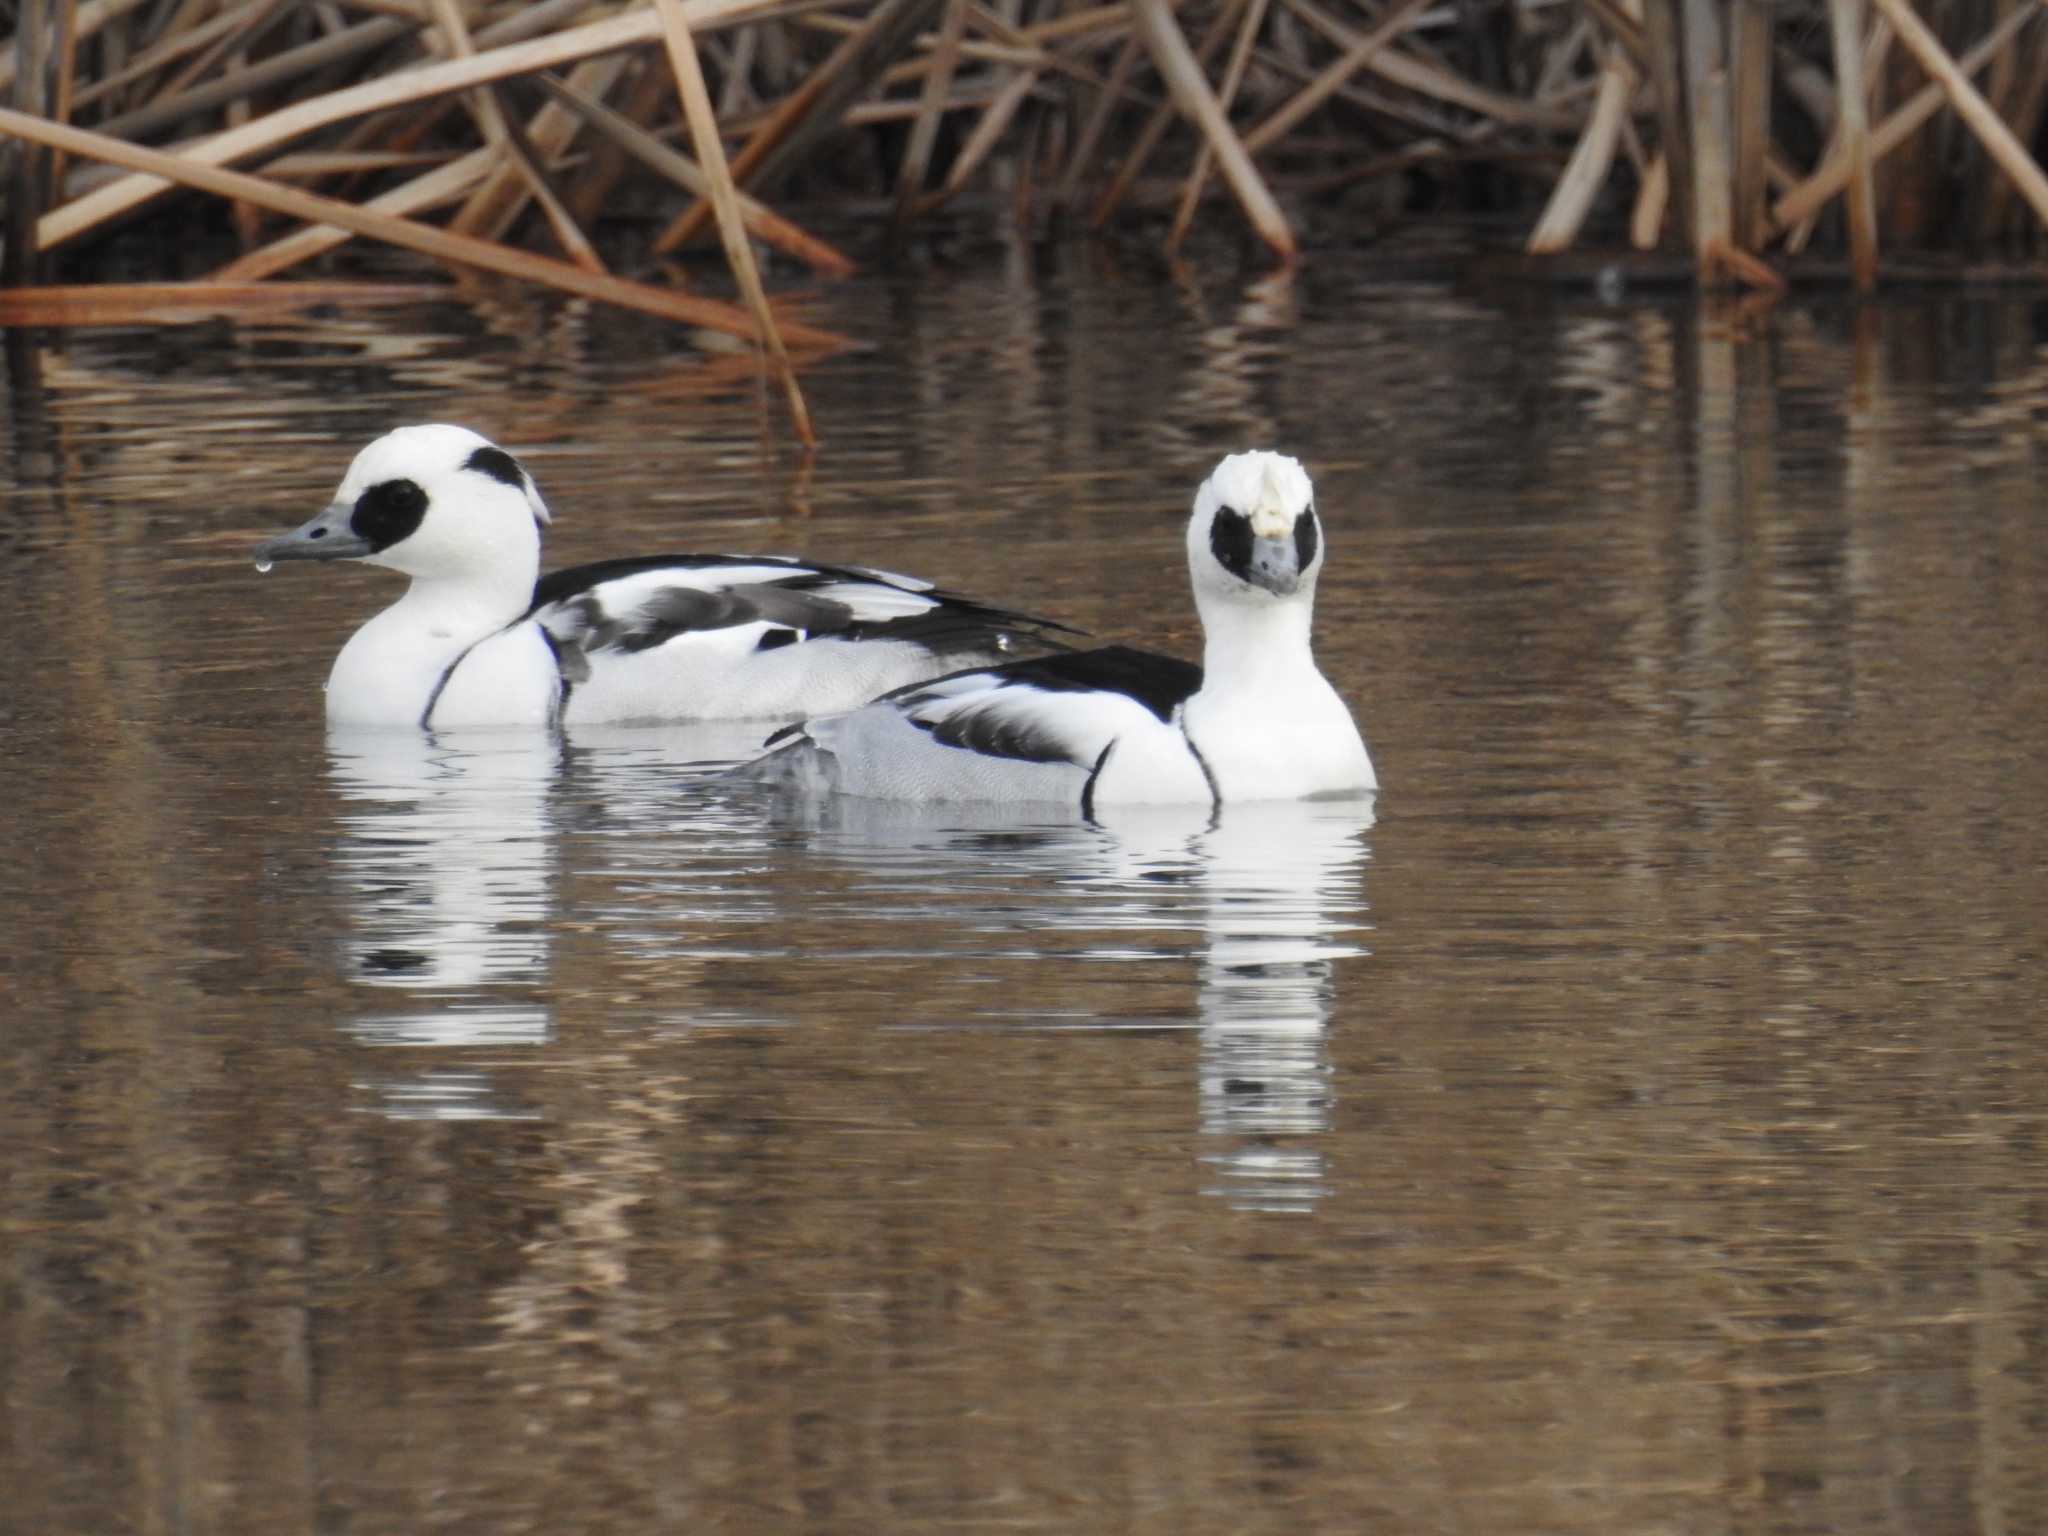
[750,451,1375,812]
[254,424,1068,729]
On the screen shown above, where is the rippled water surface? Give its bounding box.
[5,249,2047,1534]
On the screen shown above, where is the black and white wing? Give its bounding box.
[759,646,1209,809]
[531,554,1071,664]
[527,554,1076,724]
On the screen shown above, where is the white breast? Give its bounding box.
[1180,669,1375,801]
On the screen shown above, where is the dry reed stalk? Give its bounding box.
[91,15,420,144]
[0,0,148,94]
[1532,17,1590,104]
[48,0,82,211]
[1869,0,2048,230]
[1020,4,1130,49]
[1130,0,1294,261]
[1279,0,1580,131]
[1977,19,2048,240]
[1631,152,1669,248]
[917,55,1042,214]
[224,38,261,251]
[157,0,294,105]
[259,151,464,176]
[1682,0,1733,277]
[1615,89,1650,175]
[439,12,634,243]
[210,147,496,280]
[0,104,850,347]
[423,0,604,274]
[1091,0,1245,226]
[0,279,441,325]
[37,0,782,252]
[492,89,611,275]
[1055,30,1140,208]
[461,90,592,263]
[1636,0,1687,247]
[843,85,1010,125]
[1781,14,1891,254]
[427,0,515,172]
[1252,35,1477,143]
[1730,0,1772,249]
[652,0,946,255]
[533,71,855,275]
[6,0,50,287]
[1703,237,1787,291]
[894,0,971,224]
[1240,0,1432,161]
[868,37,1048,89]
[654,0,816,449]
[1526,22,1637,252]
[1577,0,1650,70]
[1826,0,1880,290]
[453,56,630,245]
[1772,3,2038,231]
[566,57,671,226]
[1166,0,1268,251]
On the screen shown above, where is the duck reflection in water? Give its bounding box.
[1187,801,1372,1212]
[326,727,563,1119]
[317,726,1373,1174]
[776,793,1375,1213]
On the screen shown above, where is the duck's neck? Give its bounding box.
[1196,588,1317,699]
[327,562,537,725]
[390,560,538,637]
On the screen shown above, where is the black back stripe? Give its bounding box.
[1183,731,1222,807]
[900,645,1199,722]
[422,624,568,727]
[1080,740,1115,821]
[419,653,464,729]
[537,626,575,723]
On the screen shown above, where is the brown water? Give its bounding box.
[4,247,2047,1534]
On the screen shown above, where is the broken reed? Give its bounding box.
[5,0,2048,343]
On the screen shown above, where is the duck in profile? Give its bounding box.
[253,424,1069,730]
[749,451,1375,813]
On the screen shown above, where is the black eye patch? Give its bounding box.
[1293,506,1319,571]
[465,445,526,490]
[351,477,429,551]
[1209,507,1255,581]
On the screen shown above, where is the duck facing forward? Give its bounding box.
[750,451,1375,812]
[254,425,1069,730]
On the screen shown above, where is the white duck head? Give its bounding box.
[1185,450,1322,608]
[254,424,551,593]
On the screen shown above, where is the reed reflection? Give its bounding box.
[326,727,562,1119]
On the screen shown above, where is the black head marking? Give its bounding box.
[756,628,800,651]
[464,444,527,491]
[1209,507,1255,583]
[1293,506,1319,572]
[350,478,429,551]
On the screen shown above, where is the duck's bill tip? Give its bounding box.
[252,508,375,568]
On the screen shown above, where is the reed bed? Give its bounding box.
[5,2,2048,421]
